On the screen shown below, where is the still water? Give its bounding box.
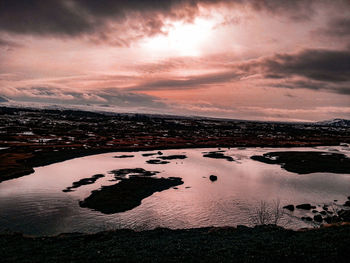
[0,146,349,235]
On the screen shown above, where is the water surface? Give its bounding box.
[0,146,349,235]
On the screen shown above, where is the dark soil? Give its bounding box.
[251,151,350,174]
[79,177,183,214]
[1,225,350,262]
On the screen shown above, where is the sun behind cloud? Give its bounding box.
[141,18,215,57]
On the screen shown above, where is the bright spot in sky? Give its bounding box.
[142,18,215,57]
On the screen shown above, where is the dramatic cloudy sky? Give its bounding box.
[0,0,350,121]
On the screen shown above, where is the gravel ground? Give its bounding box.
[1,225,350,262]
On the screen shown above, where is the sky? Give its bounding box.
[0,0,350,122]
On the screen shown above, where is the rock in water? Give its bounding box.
[313,215,323,223]
[296,204,316,210]
[283,205,295,211]
[203,152,234,162]
[344,201,350,207]
[324,215,341,224]
[114,155,134,158]
[209,175,217,181]
[338,210,350,222]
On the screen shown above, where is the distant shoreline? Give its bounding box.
[1,106,349,183]
[0,142,345,183]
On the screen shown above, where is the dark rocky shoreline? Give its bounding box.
[1,224,350,262]
[251,151,350,174]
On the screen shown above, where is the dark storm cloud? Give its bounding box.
[262,49,350,82]
[316,17,350,38]
[254,48,350,95]
[1,0,345,38]
[127,48,350,95]
[271,79,350,95]
[0,0,93,36]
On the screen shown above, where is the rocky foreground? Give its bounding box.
[1,225,350,262]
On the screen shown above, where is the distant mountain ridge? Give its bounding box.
[315,119,350,127]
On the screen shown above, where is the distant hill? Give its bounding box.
[316,119,350,127]
[0,96,8,103]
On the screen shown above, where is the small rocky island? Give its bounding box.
[79,168,183,214]
[251,151,350,174]
[63,174,105,192]
[203,151,234,162]
[145,154,187,164]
